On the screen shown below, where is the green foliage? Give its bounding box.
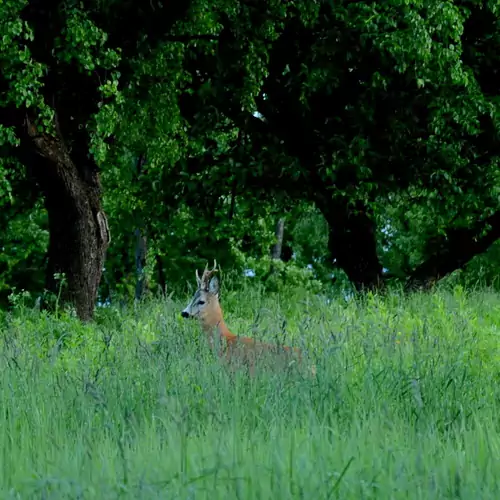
[0,0,48,118]
[2,0,500,304]
[0,205,48,298]
[238,256,325,295]
[54,7,121,72]
[286,204,340,283]
[2,288,500,496]
[0,195,47,306]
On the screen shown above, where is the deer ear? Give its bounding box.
[209,275,219,295]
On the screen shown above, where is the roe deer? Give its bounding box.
[181,261,316,377]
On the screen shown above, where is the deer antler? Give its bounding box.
[199,259,218,290]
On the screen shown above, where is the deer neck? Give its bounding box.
[201,303,236,342]
[215,318,235,340]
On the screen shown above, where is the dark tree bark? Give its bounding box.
[228,178,237,221]
[271,218,285,260]
[281,244,293,263]
[134,229,148,300]
[134,229,148,301]
[406,211,500,290]
[156,254,167,296]
[318,197,383,290]
[133,154,148,301]
[264,216,286,283]
[25,117,110,321]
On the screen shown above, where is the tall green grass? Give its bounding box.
[1,284,500,498]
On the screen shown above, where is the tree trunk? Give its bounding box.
[271,218,285,260]
[319,197,384,290]
[133,154,148,301]
[228,178,237,221]
[26,117,110,321]
[156,254,167,296]
[134,228,148,301]
[406,210,500,290]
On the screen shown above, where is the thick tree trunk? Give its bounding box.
[26,117,110,321]
[319,197,384,290]
[406,210,500,290]
[271,218,285,260]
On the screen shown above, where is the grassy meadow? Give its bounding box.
[1,282,500,498]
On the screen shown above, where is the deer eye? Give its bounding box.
[197,300,205,305]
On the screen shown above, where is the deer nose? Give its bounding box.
[181,311,190,318]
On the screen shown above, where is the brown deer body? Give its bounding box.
[181,261,316,377]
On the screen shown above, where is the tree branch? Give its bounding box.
[406,210,500,289]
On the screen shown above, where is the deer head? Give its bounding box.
[181,260,222,332]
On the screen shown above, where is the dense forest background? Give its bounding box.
[1,0,500,320]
